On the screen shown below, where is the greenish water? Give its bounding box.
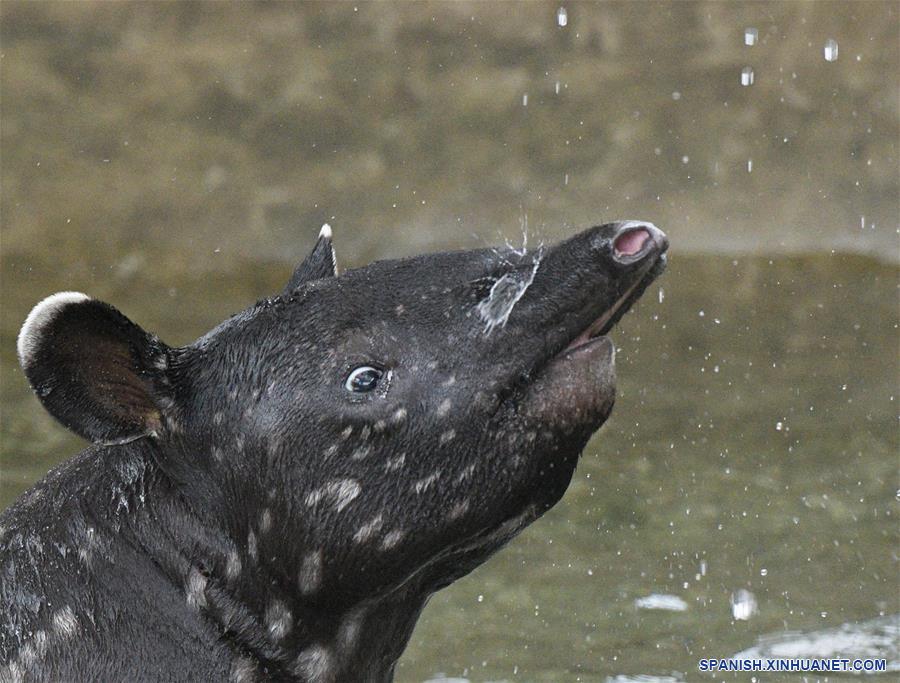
[2,255,897,680]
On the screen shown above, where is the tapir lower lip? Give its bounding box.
[561,253,665,356]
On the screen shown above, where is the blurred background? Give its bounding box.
[1,2,897,681]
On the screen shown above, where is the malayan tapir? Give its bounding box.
[1,221,667,682]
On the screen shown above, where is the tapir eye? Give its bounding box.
[345,366,384,393]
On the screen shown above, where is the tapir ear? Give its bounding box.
[17,292,173,445]
[283,223,337,294]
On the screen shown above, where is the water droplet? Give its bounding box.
[747,159,753,173]
[671,91,682,101]
[744,27,758,46]
[731,589,758,621]
[824,39,838,62]
[775,421,784,431]
[564,173,569,186]
[681,155,690,164]
[658,287,665,304]
[741,66,755,86]
[557,7,568,27]
[760,568,768,576]
[554,80,560,95]
[477,594,484,603]
[522,93,528,106]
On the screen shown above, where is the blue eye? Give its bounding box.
[345,366,383,393]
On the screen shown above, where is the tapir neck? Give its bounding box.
[126,437,430,681]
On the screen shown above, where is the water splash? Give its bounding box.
[635,594,689,612]
[741,67,755,86]
[824,39,839,62]
[731,588,758,621]
[733,614,900,671]
[744,27,758,46]
[557,7,568,27]
[477,252,543,334]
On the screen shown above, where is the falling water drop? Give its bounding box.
[824,39,839,62]
[744,27,758,46]
[555,81,560,95]
[741,67,755,86]
[557,7,568,27]
[747,159,753,173]
[522,93,528,107]
[731,589,759,621]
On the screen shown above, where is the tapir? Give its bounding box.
[1,221,667,681]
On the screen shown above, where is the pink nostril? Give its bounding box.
[613,228,651,257]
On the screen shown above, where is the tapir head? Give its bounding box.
[18,222,667,608]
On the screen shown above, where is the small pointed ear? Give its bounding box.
[17,292,173,445]
[283,223,338,294]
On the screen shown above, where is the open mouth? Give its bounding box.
[562,227,667,355]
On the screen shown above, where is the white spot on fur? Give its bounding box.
[294,645,333,681]
[385,454,406,472]
[51,606,79,639]
[442,375,456,387]
[436,399,452,417]
[18,643,36,669]
[248,530,258,562]
[265,599,293,641]
[299,550,323,595]
[259,508,272,534]
[380,529,406,550]
[17,292,90,367]
[213,411,224,426]
[456,463,476,483]
[414,471,441,495]
[448,500,470,520]
[391,408,407,423]
[229,657,258,683]
[4,661,23,682]
[340,426,353,440]
[226,549,242,580]
[439,429,456,445]
[334,480,361,511]
[305,488,325,507]
[305,479,360,511]
[338,609,365,651]
[31,630,48,660]
[186,567,208,609]
[350,447,370,461]
[353,514,384,543]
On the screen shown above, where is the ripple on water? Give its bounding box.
[733,614,900,672]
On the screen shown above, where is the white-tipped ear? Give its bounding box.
[283,224,338,293]
[17,291,90,370]
[18,292,172,445]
